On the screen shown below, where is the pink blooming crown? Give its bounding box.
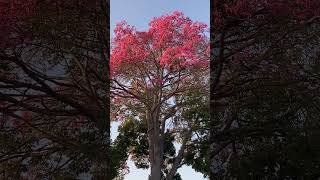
[111,11,209,76]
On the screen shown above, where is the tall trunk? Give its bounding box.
[147,107,163,180]
[150,140,162,180]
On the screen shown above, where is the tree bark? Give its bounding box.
[147,107,163,180]
[166,130,191,180]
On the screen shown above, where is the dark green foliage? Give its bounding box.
[111,116,187,179]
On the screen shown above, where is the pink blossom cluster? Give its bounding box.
[111,21,151,75]
[214,0,320,27]
[151,77,165,86]
[112,96,122,104]
[111,11,209,75]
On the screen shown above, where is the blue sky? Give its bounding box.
[110,0,210,36]
[110,0,209,179]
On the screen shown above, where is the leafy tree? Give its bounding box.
[0,0,111,179]
[209,0,320,179]
[111,11,209,180]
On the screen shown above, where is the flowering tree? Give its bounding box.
[0,0,111,178]
[111,11,209,179]
[209,0,320,178]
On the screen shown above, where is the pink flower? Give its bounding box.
[111,11,209,73]
[113,96,122,104]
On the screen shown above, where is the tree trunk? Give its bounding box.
[150,144,162,180]
[147,108,163,180]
